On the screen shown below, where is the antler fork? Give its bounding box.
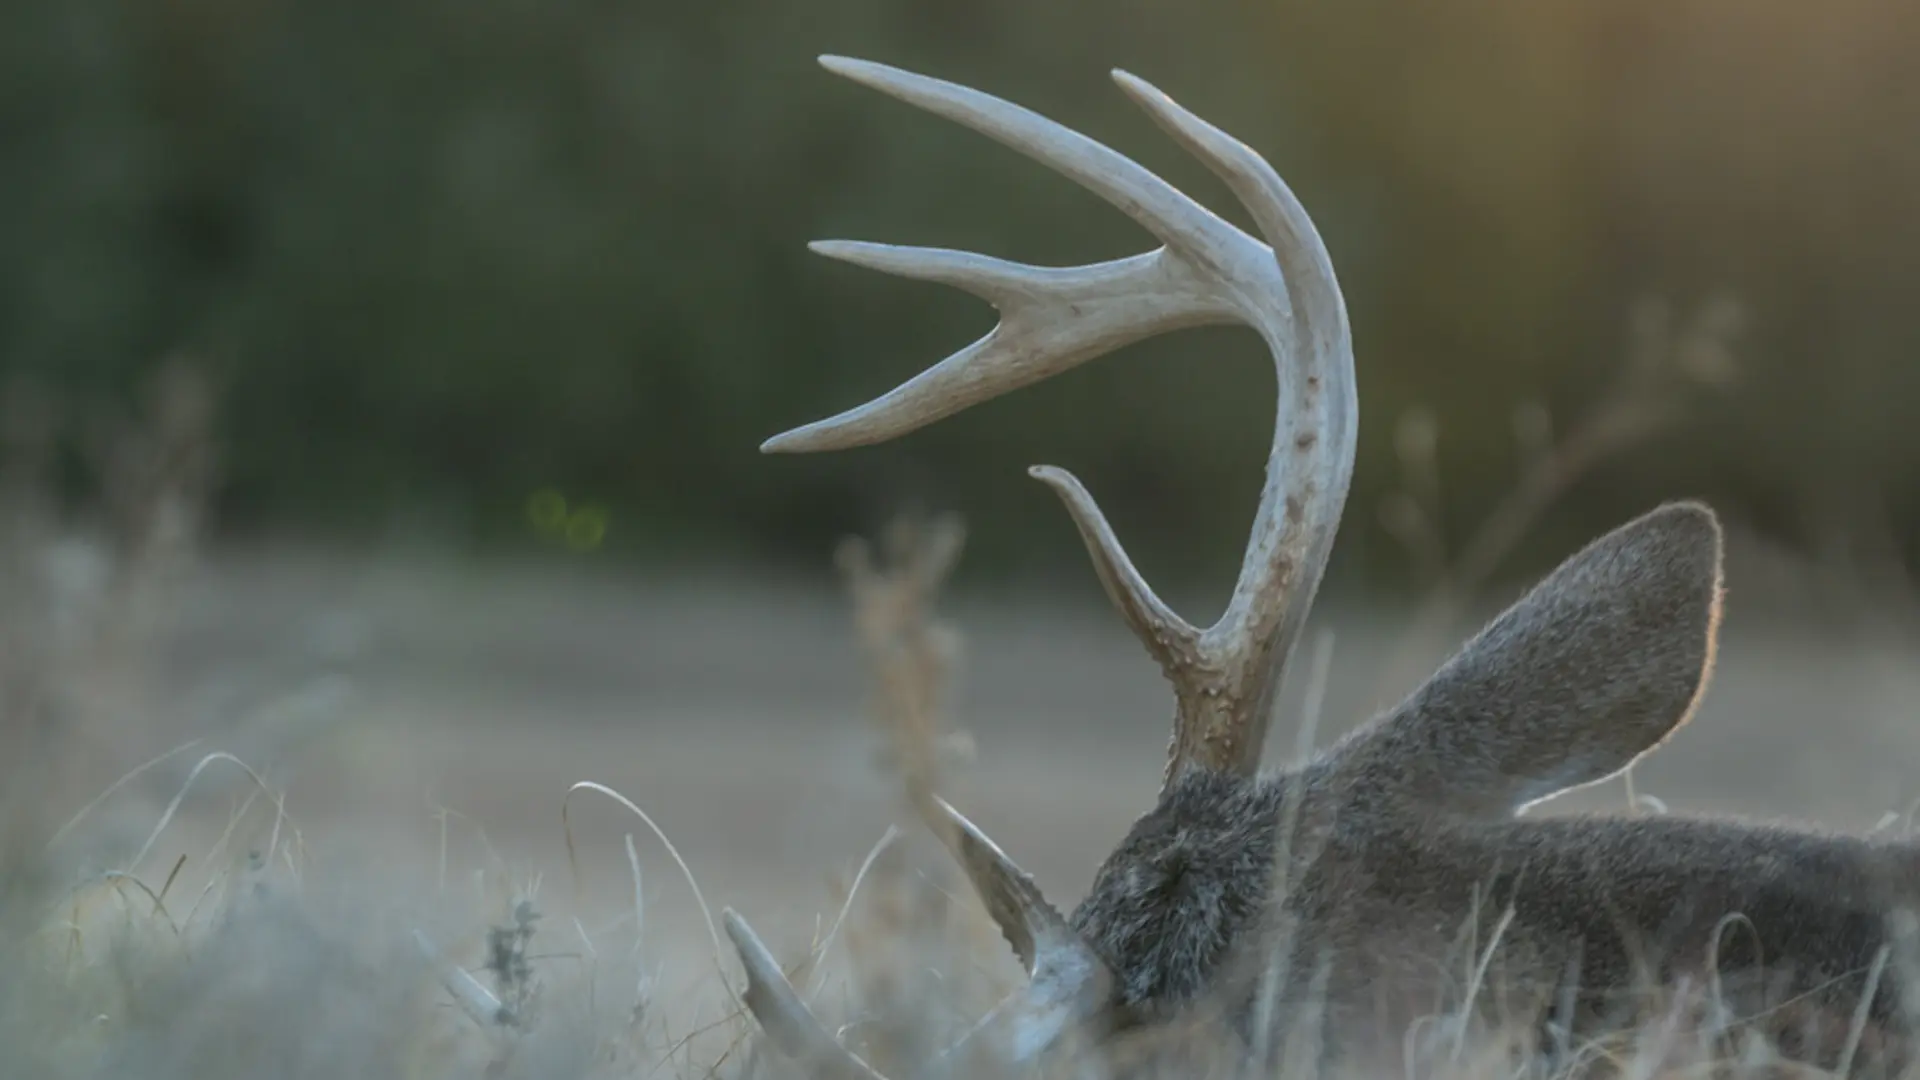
[724,54,1357,1075]
[771,56,1354,784]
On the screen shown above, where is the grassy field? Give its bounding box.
[8,529,1920,1078]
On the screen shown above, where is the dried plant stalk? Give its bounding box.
[0,352,221,808]
[829,513,1007,1073]
[835,513,970,827]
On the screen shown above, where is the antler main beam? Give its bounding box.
[767,55,1357,785]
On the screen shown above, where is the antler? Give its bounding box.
[768,56,1356,787]
[726,54,1358,1078]
[725,796,1113,1076]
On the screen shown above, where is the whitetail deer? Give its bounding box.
[722,56,1920,1078]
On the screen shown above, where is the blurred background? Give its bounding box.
[7,0,1920,1015]
[9,0,1920,587]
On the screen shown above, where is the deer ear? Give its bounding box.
[1337,501,1725,816]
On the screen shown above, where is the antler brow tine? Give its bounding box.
[1028,465,1200,673]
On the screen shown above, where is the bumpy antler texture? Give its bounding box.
[769,55,1355,787]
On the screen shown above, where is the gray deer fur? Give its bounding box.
[1075,503,1918,1073]
[719,55,1920,1079]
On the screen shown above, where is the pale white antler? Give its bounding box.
[728,53,1358,1078]
[726,797,1110,1075]
[768,55,1356,786]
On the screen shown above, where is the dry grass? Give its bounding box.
[0,508,1003,1080]
[0,317,1912,1080]
[0,509,1892,1080]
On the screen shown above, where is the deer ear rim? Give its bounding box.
[1612,501,1725,772]
[1557,499,1727,759]
[1499,500,1726,807]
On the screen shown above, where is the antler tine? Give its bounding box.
[926,796,1116,1062]
[816,56,1242,259]
[763,56,1250,456]
[770,58,1354,786]
[723,910,889,1080]
[766,248,1214,454]
[926,795,1108,975]
[725,801,1114,1079]
[1028,465,1200,674]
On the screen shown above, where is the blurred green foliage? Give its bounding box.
[6,0,1920,593]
